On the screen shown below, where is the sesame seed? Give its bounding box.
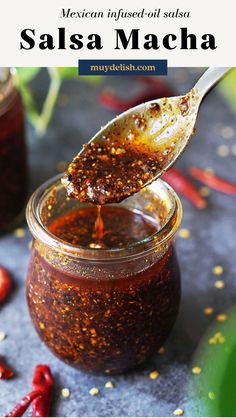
[231,144,236,156]
[221,126,234,139]
[61,388,70,398]
[178,229,191,239]
[173,408,184,416]
[0,331,6,342]
[204,307,214,316]
[39,322,45,329]
[192,366,202,375]
[208,332,225,345]
[149,370,160,380]
[89,387,99,396]
[214,280,225,289]
[105,381,115,389]
[158,346,165,354]
[199,186,210,197]
[14,228,25,238]
[217,145,229,157]
[208,391,216,400]
[205,167,214,176]
[216,313,228,322]
[212,265,224,276]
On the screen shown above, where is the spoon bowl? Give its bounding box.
[62,68,230,205]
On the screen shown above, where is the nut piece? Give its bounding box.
[212,265,224,276]
[89,387,99,396]
[192,366,202,375]
[61,388,70,398]
[105,381,114,389]
[173,408,184,416]
[178,229,191,239]
[149,370,160,380]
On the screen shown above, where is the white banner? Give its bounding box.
[0,0,234,66]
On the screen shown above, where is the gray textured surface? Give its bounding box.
[0,69,236,416]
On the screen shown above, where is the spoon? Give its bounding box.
[63,67,230,205]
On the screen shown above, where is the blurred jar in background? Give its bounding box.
[0,68,27,232]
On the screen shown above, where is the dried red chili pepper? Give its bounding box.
[163,168,206,209]
[189,167,236,195]
[0,358,14,379]
[0,266,12,303]
[31,365,53,417]
[5,391,42,417]
[5,365,53,417]
[98,80,175,112]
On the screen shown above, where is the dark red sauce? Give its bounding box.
[26,206,180,374]
[0,90,27,231]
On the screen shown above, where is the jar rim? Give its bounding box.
[26,174,182,261]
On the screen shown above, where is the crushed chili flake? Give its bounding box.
[0,358,13,379]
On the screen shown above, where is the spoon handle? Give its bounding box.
[195,67,231,100]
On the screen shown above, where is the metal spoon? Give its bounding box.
[63,67,230,205]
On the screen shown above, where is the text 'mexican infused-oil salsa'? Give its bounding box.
[26,100,184,374]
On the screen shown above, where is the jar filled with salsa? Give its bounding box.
[26,175,182,374]
[0,68,27,232]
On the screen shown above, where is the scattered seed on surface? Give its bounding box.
[205,167,214,175]
[216,313,228,322]
[208,391,216,400]
[14,228,25,238]
[214,280,225,289]
[204,307,214,316]
[39,322,45,329]
[178,229,191,239]
[208,332,225,345]
[0,331,6,342]
[231,144,236,156]
[221,126,234,139]
[61,388,70,398]
[199,186,211,197]
[192,366,202,375]
[158,346,165,354]
[217,145,230,157]
[173,408,184,416]
[212,265,224,276]
[105,381,115,389]
[149,370,160,380]
[89,387,99,396]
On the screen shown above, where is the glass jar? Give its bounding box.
[26,175,182,374]
[0,68,27,232]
